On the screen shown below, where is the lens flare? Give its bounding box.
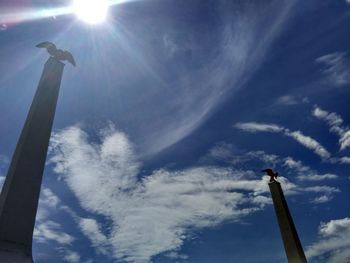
[73,0,109,24]
[0,1,139,25]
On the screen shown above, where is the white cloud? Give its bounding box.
[246,150,280,165]
[297,173,337,181]
[36,187,62,221]
[283,157,309,173]
[78,217,109,255]
[34,220,75,245]
[313,106,343,127]
[306,218,350,262]
[234,122,331,160]
[234,122,284,133]
[310,195,332,204]
[165,251,189,260]
[302,186,339,195]
[41,188,60,208]
[50,125,277,262]
[281,157,339,200]
[319,218,350,237]
[34,186,81,259]
[229,151,339,201]
[50,125,340,262]
[285,130,331,159]
[316,52,350,86]
[63,250,81,263]
[339,156,350,164]
[133,1,298,155]
[215,149,338,194]
[208,142,236,161]
[340,131,350,151]
[275,95,298,105]
[328,248,350,263]
[312,105,350,151]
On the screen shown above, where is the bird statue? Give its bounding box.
[36,41,76,66]
[262,168,279,183]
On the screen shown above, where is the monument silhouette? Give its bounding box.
[262,168,307,263]
[0,43,74,262]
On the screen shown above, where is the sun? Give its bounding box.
[73,0,109,24]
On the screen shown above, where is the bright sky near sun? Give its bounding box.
[73,0,109,24]
[0,0,350,263]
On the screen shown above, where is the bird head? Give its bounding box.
[261,168,277,176]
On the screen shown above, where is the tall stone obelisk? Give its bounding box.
[0,44,74,262]
[263,169,307,263]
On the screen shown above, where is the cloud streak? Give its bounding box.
[312,106,350,151]
[316,52,350,86]
[110,0,298,155]
[234,122,284,133]
[234,122,331,159]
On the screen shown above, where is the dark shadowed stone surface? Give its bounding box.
[269,181,307,263]
[0,57,64,261]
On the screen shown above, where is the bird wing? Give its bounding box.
[262,168,272,174]
[36,41,56,49]
[262,168,277,177]
[63,51,76,66]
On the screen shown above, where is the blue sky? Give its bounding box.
[1,0,350,262]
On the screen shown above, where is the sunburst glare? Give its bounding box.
[73,0,109,24]
[0,0,139,25]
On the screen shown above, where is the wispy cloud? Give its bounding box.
[337,156,350,164]
[312,106,350,151]
[77,217,110,255]
[285,130,331,159]
[35,187,82,263]
[209,144,339,185]
[283,156,338,183]
[62,250,81,263]
[275,95,299,106]
[306,218,350,262]
[36,188,62,221]
[297,173,337,181]
[302,186,339,195]
[49,125,281,262]
[123,0,298,155]
[34,220,75,245]
[226,150,340,201]
[234,122,284,133]
[50,125,340,262]
[316,52,350,86]
[310,195,333,204]
[234,122,331,159]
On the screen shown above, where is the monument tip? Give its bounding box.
[262,168,279,183]
[36,41,76,66]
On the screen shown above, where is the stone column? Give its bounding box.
[0,57,64,262]
[269,180,307,263]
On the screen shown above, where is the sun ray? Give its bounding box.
[0,0,141,25]
[0,6,73,25]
